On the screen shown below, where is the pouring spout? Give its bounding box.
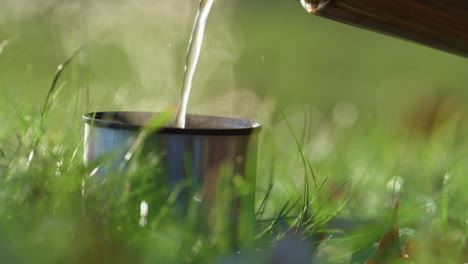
[300,0,319,14]
[300,0,332,14]
[299,0,468,57]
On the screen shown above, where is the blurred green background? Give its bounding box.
[1,0,467,123]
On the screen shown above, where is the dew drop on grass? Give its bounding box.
[139,200,149,227]
[386,176,404,193]
[443,173,450,185]
[55,160,63,176]
[89,166,100,178]
[140,201,148,217]
[191,239,203,255]
[124,151,133,161]
[193,191,203,202]
[27,150,34,166]
[400,228,416,237]
[425,200,437,215]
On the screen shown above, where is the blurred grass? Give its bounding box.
[0,0,468,263]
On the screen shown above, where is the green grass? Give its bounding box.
[1,0,468,263]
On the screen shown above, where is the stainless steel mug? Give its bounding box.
[83,111,261,244]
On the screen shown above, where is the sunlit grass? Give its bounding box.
[3,56,468,263]
[1,2,468,263]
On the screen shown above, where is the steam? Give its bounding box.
[192,89,265,121]
[1,0,265,121]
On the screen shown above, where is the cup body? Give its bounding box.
[83,112,261,243]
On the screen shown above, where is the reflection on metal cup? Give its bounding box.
[83,112,261,244]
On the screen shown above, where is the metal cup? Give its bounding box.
[83,111,261,244]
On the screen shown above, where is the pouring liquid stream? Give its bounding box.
[174,0,215,128]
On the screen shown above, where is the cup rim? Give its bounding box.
[83,111,262,136]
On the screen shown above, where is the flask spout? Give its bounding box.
[299,0,468,57]
[300,0,330,14]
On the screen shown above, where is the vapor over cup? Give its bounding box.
[83,111,261,243]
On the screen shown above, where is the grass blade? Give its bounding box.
[41,47,83,119]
